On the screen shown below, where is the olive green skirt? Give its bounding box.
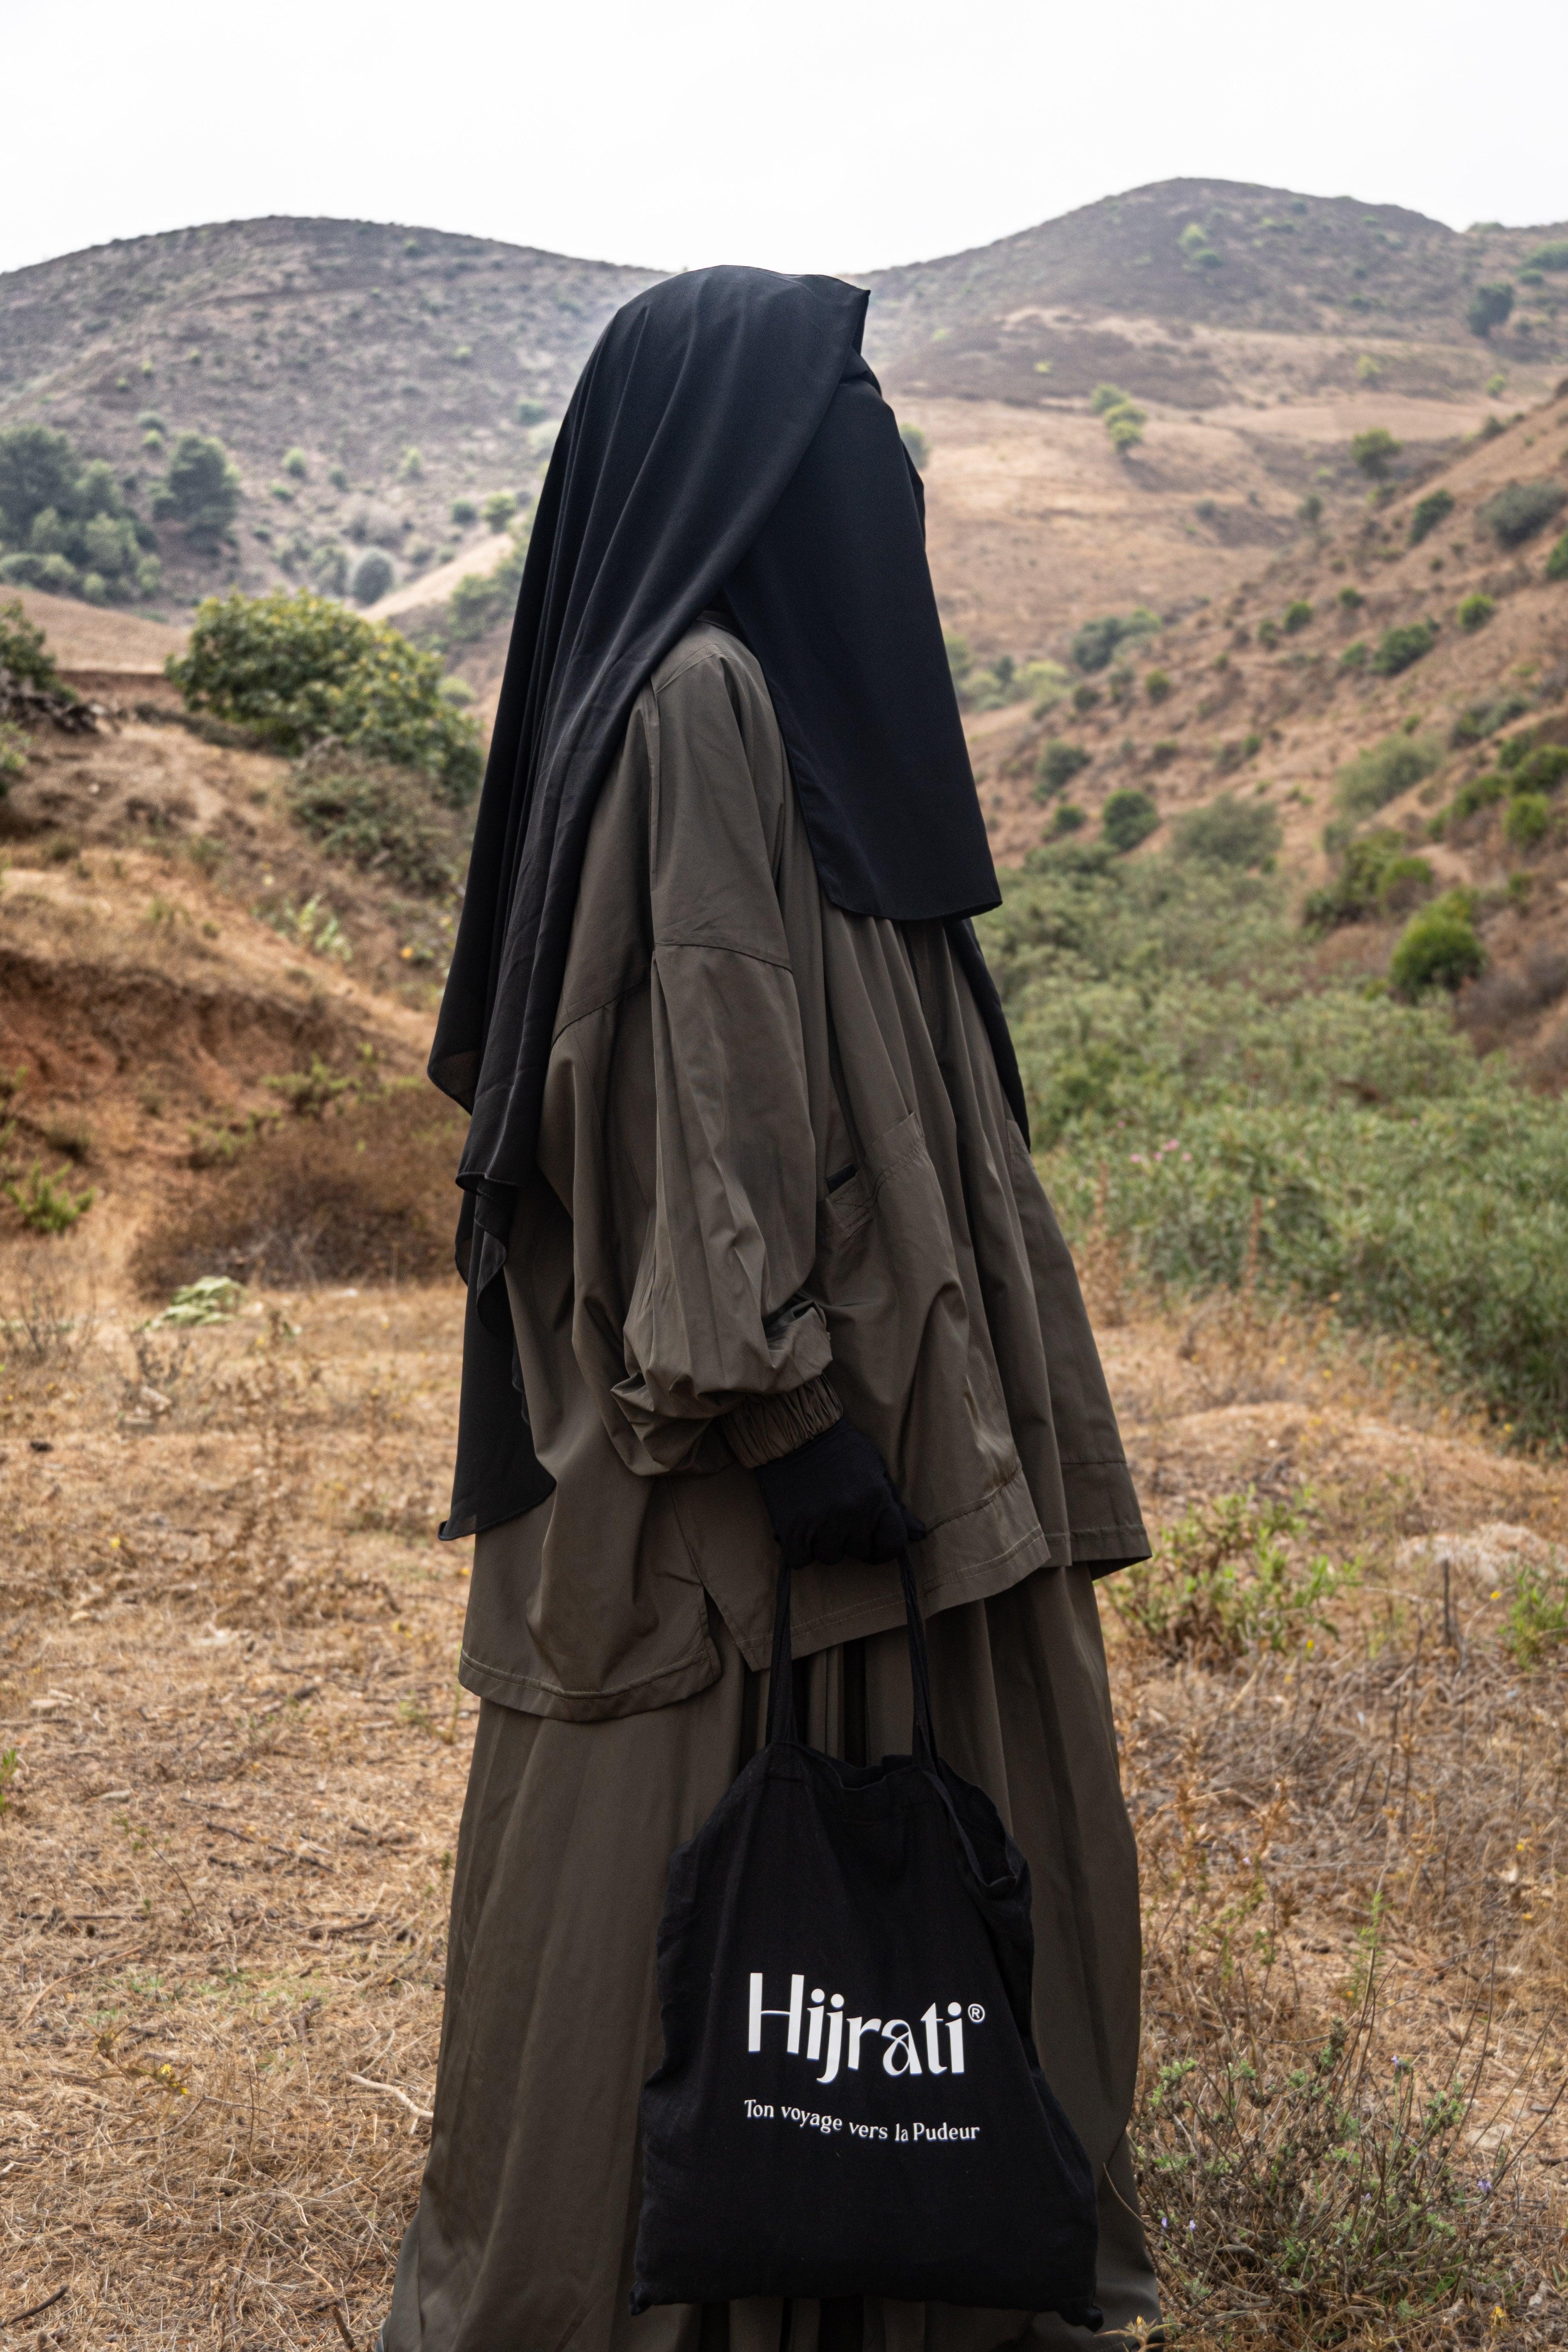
[382,1567,1159,2352]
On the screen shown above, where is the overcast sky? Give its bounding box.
[4,0,1565,282]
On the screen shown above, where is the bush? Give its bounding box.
[167,590,481,804]
[152,432,241,539]
[1457,592,1495,630]
[1048,802,1086,836]
[1035,739,1090,799]
[1334,731,1441,817]
[898,423,929,470]
[282,447,308,479]
[1390,890,1485,996]
[1517,743,1568,794]
[131,1084,468,1294]
[1144,669,1171,703]
[350,550,394,605]
[1504,792,1553,852]
[1303,829,1434,931]
[1526,242,1568,274]
[450,496,477,526]
[309,543,348,596]
[516,398,550,426]
[1409,487,1454,545]
[482,490,517,533]
[1546,532,1568,581]
[1282,599,1313,633]
[1350,427,1401,480]
[1467,281,1515,337]
[1480,481,1567,548]
[0,428,153,601]
[1336,584,1365,612]
[1070,608,1160,673]
[1101,789,1160,854]
[0,598,68,694]
[0,425,80,541]
[286,752,465,895]
[5,1162,95,1234]
[1109,1488,1352,1665]
[399,447,424,482]
[1103,401,1145,456]
[1370,620,1437,676]
[1172,795,1282,871]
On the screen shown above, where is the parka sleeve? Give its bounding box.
[606,646,840,1472]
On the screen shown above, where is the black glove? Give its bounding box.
[753,1419,926,1572]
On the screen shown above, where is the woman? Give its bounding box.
[384,267,1159,2352]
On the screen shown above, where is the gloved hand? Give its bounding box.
[753,1419,926,1572]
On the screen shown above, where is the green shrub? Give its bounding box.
[0,599,69,694]
[351,549,394,605]
[1036,739,1091,799]
[1109,1488,1353,1665]
[1504,792,1553,851]
[1409,487,1454,545]
[1256,617,1280,650]
[1334,731,1441,816]
[152,432,241,539]
[450,496,478,526]
[1526,242,1568,274]
[1337,584,1365,612]
[1103,401,1146,456]
[1450,690,1530,746]
[1101,789,1160,853]
[1339,639,1369,671]
[516,398,550,426]
[0,720,28,790]
[1073,681,1100,714]
[1089,383,1129,415]
[1517,744,1568,793]
[1350,427,1401,480]
[309,543,348,596]
[282,447,308,479]
[1446,769,1506,824]
[1467,282,1515,337]
[1371,620,1437,676]
[898,423,929,470]
[1546,531,1568,581]
[1479,481,1566,547]
[1071,608,1160,673]
[1172,795,1282,871]
[399,447,424,482]
[1282,599,1313,633]
[1457,591,1495,630]
[1049,802,1086,836]
[1390,890,1484,996]
[0,425,79,541]
[5,1162,95,1234]
[286,752,464,895]
[327,464,350,492]
[482,490,517,533]
[167,590,481,804]
[1303,829,1434,931]
[1144,669,1171,703]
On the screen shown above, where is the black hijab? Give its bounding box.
[431,265,1025,1538]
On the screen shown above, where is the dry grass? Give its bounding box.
[6,1272,1568,2348]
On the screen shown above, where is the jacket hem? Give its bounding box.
[457,1628,722,1722]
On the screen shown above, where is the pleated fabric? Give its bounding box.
[381,1567,1159,2351]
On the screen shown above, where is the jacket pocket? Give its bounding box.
[812,1109,1018,1530]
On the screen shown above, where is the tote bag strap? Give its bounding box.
[765,1548,939,1769]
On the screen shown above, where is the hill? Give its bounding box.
[0,215,658,611]
[5,184,1568,645]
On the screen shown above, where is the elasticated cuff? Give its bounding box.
[724,1373,843,1469]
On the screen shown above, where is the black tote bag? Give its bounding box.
[631,1551,1102,2326]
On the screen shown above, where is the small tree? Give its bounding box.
[1035,740,1090,800]
[1103,401,1146,457]
[1350,427,1402,482]
[0,425,78,542]
[351,549,394,604]
[450,496,477,526]
[1390,892,1484,995]
[153,433,241,539]
[482,490,518,533]
[1479,481,1566,548]
[1409,488,1454,545]
[1101,789,1160,853]
[1467,282,1514,338]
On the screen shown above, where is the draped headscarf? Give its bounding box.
[430,265,1024,1537]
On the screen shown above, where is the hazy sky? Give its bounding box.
[4,0,1566,281]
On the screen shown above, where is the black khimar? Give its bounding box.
[428,264,1027,1539]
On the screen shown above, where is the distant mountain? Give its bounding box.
[2,183,1565,614]
[863,179,1568,407]
[0,215,660,606]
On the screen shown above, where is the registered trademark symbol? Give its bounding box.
[967,2004,985,2024]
